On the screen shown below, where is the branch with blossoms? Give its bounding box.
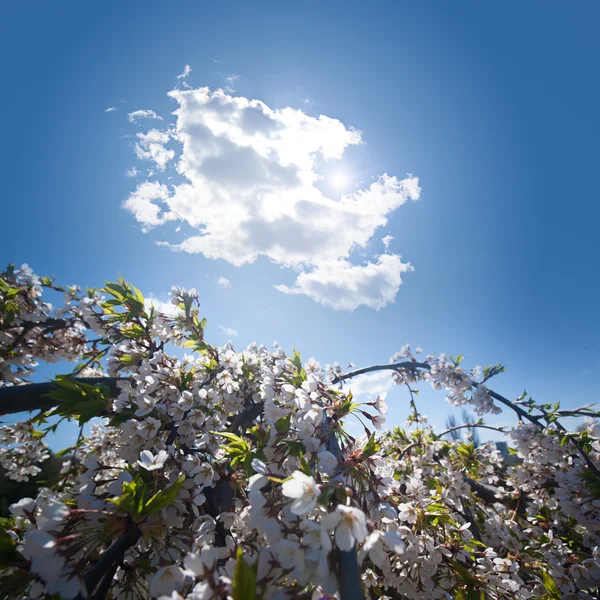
[1,264,599,600]
[332,358,600,481]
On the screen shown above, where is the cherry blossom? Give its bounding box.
[138,449,169,471]
[281,471,321,515]
[322,505,369,552]
[0,264,599,600]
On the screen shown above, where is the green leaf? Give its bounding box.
[337,391,357,418]
[130,284,145,305]
[213,432,248,447]
[275,413,291,434]
[362,433,380,458]
[581,468,600,499]
[299,455,313,477]
[291,349,303,372]
[449,559,477,585]
[541,570,560,599]
[121,323,146,339]
[232,547,257,600]
[143,476,185,515]
[45,378,107,426]
[109,477,149,516]
[284,440,305,457]
[109,410,136,426]
[56,446,77,458]
[0,527,19,568]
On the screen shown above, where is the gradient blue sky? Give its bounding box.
[1,1,599,444]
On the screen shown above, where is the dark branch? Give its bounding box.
[324,417,366,600]
[76,526,141,600]
[464,477,529,515]
[331,361,429,384]
[230,398,264,434]
[334,362,540,430]
[0,377,130,416]
[334,361,600,480]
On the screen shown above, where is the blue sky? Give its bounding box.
[1,1,599,445]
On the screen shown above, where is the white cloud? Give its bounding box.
[134,130,174,171]
[225,74,240,92]
[344,370,395,400]
[128,109,163,123]
[122,181,171,230]
[216,276,231,289]
[176,64,192,79]
[219,325,238,336]
[145,295,177,315]
[126,167,140,177]
[106,106,117,113]
[382,234,393,250]
[124,86,420,310]
[275,254,412,311]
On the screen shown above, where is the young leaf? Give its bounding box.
[232,547,257,600]
[143,476,185,515]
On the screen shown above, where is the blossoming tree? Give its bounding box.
[0,263,599,600]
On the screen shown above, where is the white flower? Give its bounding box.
[281,471,320,515]
[304,357,321,374]
[363,568,378,588]
[138,417,162,439]
[397,502,418,524]
[178,390,194,411]
[362,531,387,568]
[9,497,35,516]
[374,393,388,415]
[149,565,185,598]
[257,548,278,581]
[275,539,304,570]
[372,502,397,522]
[138,449,168,471]
[184,546,218,576]
[275,539,306,583]
[248,473,268,500]
[193,463,215,488]
[190,582,212,600]
[279,384,296,402]
[251,458,268,474]
[321,505,368,551]
[317,450,339,475]
[135,395,157,417]
[371,413,386,430]
[38,500,70,530]
[294,388,309,409]
[21,530,56,560]
[263,399,291,424]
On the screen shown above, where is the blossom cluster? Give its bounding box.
[0,265,599,600]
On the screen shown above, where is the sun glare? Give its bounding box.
[331,171,349,189]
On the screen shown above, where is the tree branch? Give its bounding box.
[324,417,366,600]
[334,361,600,480]
[75,526,141,600]
[332,361,429,385]
[0,377,130,416]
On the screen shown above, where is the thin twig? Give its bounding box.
[334,362,600,479]
[438,423,506,439]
